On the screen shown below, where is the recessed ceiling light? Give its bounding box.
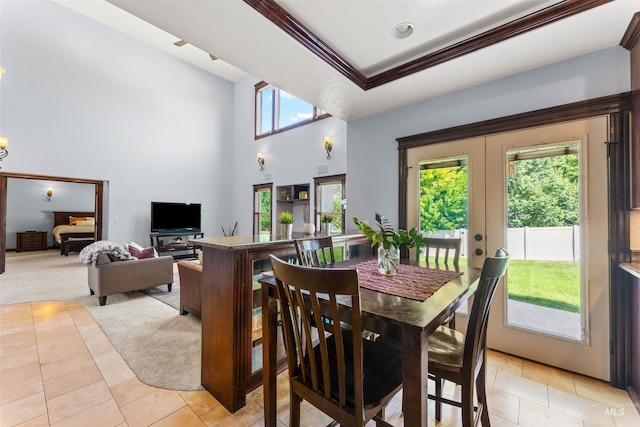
[392,22,414,39]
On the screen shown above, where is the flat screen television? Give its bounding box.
[151,202,201,233]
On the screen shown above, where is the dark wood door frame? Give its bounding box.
[396,92,632,388]
[0,172,104,274]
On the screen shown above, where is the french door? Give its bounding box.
[406,117,610,379]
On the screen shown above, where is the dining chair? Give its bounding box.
[427,247,510,427]
[416,236,462,268]
[294,236,336,267]
[417,236,462,328]
[269,254,403,427]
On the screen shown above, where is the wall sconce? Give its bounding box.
[324,136,333,159]
[257,153,265,171]
[0,136,8,168]
[46,188,53,202]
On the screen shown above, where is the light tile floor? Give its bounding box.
[1,301,639,426]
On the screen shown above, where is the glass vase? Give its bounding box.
[378,246,400,275]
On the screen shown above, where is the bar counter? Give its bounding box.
[191,231,368,413]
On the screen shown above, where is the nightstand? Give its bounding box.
[16,231,48,252]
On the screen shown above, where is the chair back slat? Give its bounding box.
[295,237,336,267]
[417,237,461,268]
[270,254,362,415]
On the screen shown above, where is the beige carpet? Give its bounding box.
[0,250,202,391]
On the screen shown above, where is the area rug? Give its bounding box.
[0,250,202,391]
[142,273,182,312]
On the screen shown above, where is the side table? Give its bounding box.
[16,231,48,252]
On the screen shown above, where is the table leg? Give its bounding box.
[402,326,428,427]
[262,283,278,427]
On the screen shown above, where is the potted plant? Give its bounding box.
[353,213,425,275]
[278,211,294,238]
[320,214,334,235]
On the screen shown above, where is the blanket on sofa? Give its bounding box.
[79,240,134,266]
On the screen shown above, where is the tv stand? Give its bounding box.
[150,231,203,259]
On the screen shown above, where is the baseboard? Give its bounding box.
[628,386,640,416]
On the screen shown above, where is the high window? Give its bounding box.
[255,82,329,139]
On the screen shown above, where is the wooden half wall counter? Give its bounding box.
[191,231,369,413]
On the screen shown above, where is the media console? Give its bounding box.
[150,231,203,259]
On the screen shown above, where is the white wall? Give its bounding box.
[6,178,94,248]
[346,47,631,228]
[1,0,235,246]
[231,74,347,235]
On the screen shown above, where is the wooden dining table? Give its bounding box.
[261,258,482,427]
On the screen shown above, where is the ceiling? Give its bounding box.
[57,0,638,121]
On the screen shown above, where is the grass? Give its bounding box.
[506,259,581,313]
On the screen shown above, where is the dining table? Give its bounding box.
[260,257,482,427]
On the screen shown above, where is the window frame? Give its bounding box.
[314,174,346,234]
[255,81,330,140]
[253,183,273,235]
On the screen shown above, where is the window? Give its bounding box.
[314,174,346,234]
[255,82,329,139]
[253,183,272,235]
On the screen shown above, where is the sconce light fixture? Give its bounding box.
[0,136,8,168]
[46,188,53,202]
[324,136,333,159]
[257,153,265,171]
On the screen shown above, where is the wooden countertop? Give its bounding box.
[620,263,640,279]
[191,230,366,251]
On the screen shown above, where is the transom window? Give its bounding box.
[255,82,329,139]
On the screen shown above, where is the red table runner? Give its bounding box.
[353,259,462,302]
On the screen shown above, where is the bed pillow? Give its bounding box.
[74,220,95,227]
[128,242,158,259]
[69,216,86,225]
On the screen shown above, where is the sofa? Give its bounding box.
[177,260,202,317]
[88,252,174,306]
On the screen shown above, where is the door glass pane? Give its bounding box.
[419,158,469,315]
[418,158,468,262]
[505,143,583,341]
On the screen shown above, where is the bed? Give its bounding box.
[52,211,96,254]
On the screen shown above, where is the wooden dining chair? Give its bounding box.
[295,236,336,267]
[427,248,510,427]
[416,236,462,268]
[269,254,403,427]
[417,236,462,328]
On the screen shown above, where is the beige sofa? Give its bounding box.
[88,252,174,306]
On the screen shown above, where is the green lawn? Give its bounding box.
[506,260,581,313]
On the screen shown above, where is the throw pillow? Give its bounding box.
[74,220,95,227]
